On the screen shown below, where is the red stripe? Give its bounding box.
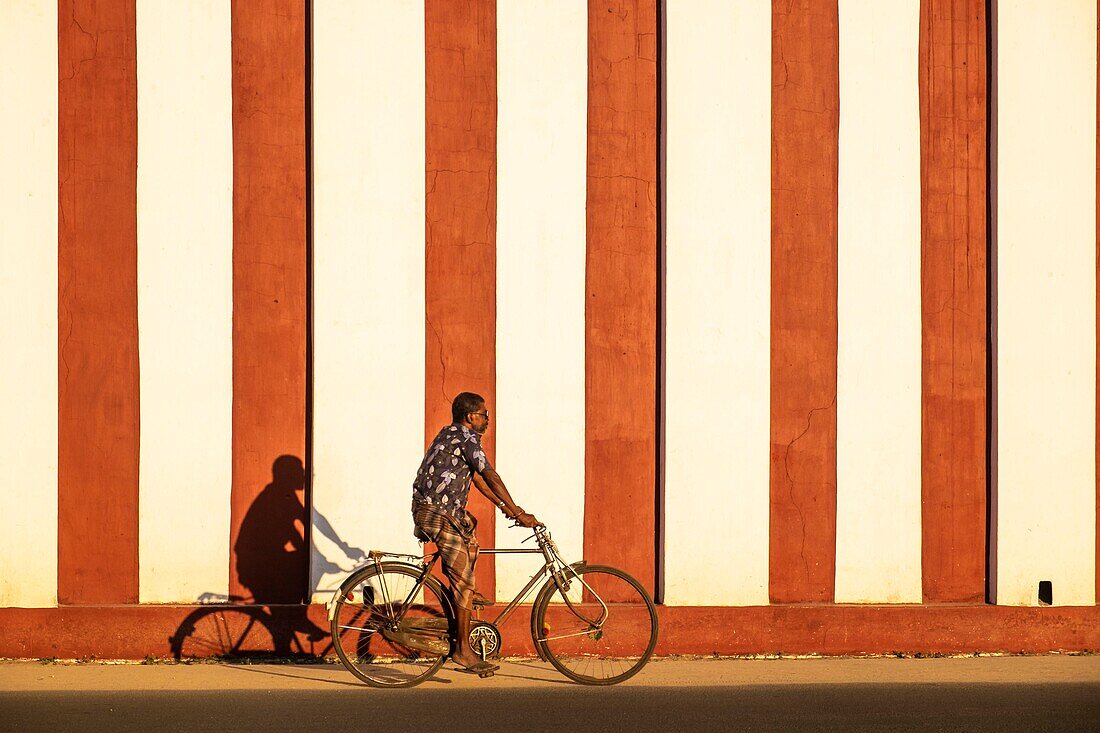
[424,0,499,600]
[583,0,659,593]
[4,604,1100,659]
[918,0,989,603]
[57,0,140,605]
[228,1,309,603]
[769,0,840,604]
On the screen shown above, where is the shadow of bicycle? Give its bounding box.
[168,597,332,661]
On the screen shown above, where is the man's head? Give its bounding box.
[452,391,489,435]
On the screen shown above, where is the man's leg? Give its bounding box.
[450,544,486,668]
[449,541,497,670]
[452,602,479,666]
[430,515,495,671]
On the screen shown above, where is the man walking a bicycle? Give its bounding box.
[412,391,541,675]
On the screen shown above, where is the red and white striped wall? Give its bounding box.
[2,0,1099,655]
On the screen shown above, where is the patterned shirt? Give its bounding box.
[411,423,493,518]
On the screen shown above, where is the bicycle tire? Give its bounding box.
[532,564,658,685]
[330,561,453,688]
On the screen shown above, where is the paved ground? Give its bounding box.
[2,655,1098,732]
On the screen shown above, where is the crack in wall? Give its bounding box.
[61,7,99,83]
[783,392,837,584]
[425,315,449,405]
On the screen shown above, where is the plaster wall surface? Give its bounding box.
[310,0,427,600]
[663,0,771,606]
[835,0,923,603]
[994,0,1097,606]
[136,0,234,603]
[0,0,58,608]
[495,0,588,600]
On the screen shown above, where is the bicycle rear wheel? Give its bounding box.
[532,564,658,685]
[330,561,452,688]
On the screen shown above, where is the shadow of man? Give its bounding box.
[234,455,328,655]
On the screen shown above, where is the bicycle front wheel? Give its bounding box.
[330,561,452,688]
[532,564,658,685]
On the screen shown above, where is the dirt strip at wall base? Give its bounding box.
[2,605,1097,660]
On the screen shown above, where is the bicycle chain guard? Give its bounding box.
[385,617,451,656]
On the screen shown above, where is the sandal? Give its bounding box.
[453,658,499,676]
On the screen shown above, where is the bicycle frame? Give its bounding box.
[478,528,608,636]
[338,526,609,644]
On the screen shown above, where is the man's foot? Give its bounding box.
[454,659,499,676]
[451,651,499,674]
[451,647,499,669]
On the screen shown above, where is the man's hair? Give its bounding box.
[451,392,485,423]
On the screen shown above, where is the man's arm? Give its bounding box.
[472,469,540,527]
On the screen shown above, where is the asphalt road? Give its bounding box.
[2,683,1099,733]
[2,656,1098,732]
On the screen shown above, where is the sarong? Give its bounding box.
[412,501,478,609]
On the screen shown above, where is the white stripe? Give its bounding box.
[311,0,426,601]
[0,0,58,608]
[495,0,588,600]
[992,0,1097,606]
[663,0,771,606]
[137,0,234,602]
[835,0,923,604]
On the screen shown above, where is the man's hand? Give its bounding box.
[514,512,541,528]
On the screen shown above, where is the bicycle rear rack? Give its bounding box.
[366,549,424,562]
[325,549,430,619]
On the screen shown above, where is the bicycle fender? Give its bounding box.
[328,562,456,625]
[326,589,341,621]
[529,561,587,656]
[328,564,376,621]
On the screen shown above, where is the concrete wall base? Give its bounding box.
[1,604,1098,660]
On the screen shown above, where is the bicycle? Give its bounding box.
[327,523,658,687]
